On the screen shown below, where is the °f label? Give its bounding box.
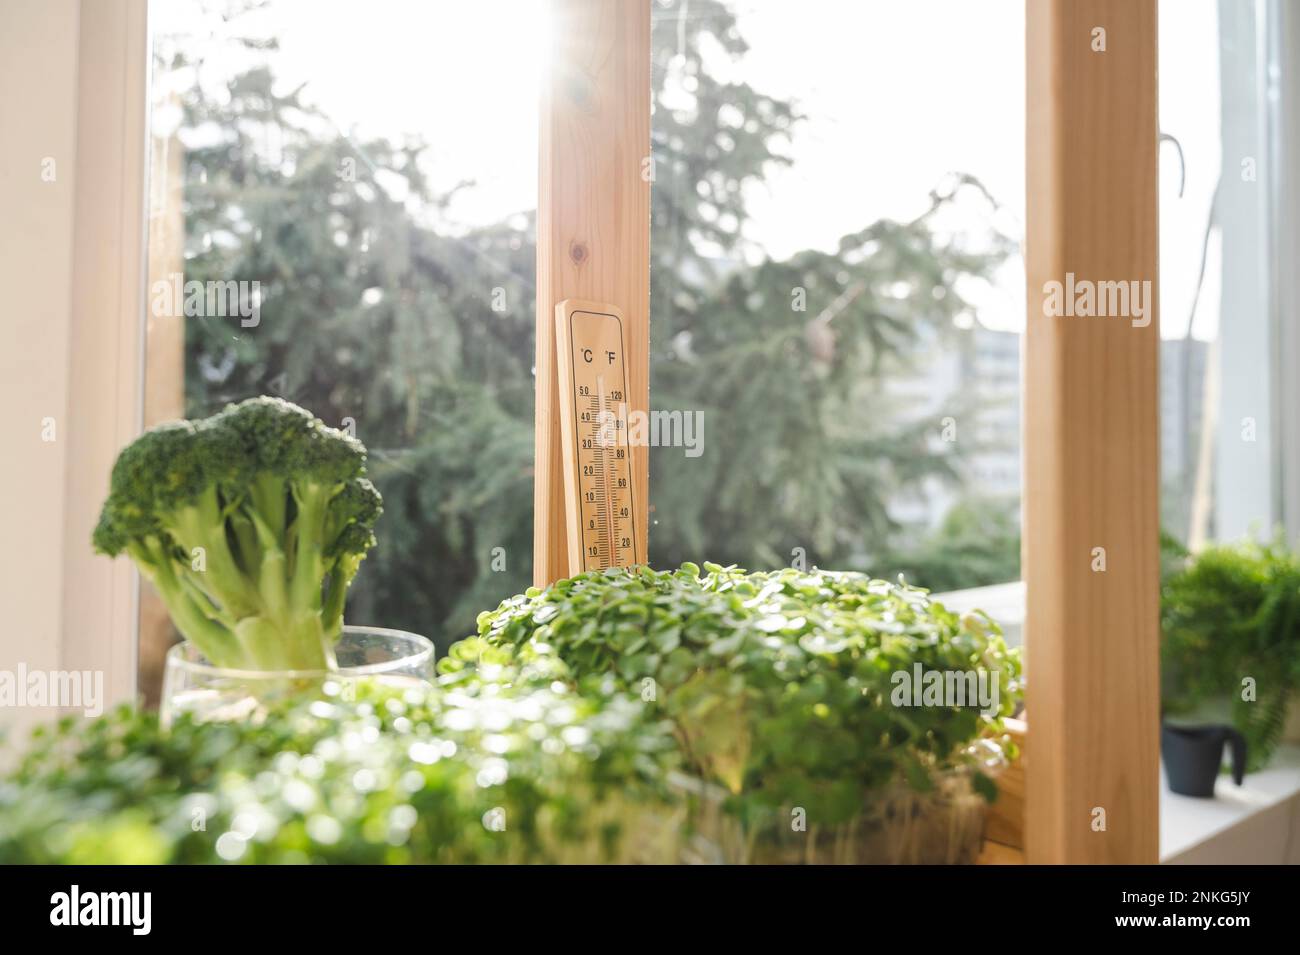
[555,300,638,572]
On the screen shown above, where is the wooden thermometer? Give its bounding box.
[554,299,640,572]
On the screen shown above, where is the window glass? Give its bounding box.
[648,0,1025,592]
[1157,0,1275,548]
[143,0,541,693]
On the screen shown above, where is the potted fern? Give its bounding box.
[1161,537,1300,772]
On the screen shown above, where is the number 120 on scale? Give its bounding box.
[555,300,639,572]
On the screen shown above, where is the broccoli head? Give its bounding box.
[93,397,382,671]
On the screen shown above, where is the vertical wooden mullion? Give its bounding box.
[1024,0,1161,863]
[535,0,652,586]
[62,0,150,710]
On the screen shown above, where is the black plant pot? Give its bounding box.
[1161,722,1247,798]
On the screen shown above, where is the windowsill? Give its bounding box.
[934,580,1300,864]
[1161,745,1300,863]
[932,580,1025,649]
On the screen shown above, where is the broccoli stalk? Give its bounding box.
[93,397,382,671]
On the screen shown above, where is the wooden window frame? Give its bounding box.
[16,0,1161,862]
[1021,0,1160,864]
[534,0,1162,863]
[534,0,652,585]
[0,0,149,730]
[66,0,151,712]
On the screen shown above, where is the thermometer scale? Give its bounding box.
[554,299,640,572]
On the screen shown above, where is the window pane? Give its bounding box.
[142,0,540,696]
[648,0,1025,593]
[1157,0,1272,547]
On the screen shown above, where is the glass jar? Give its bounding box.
[160,626,434,728]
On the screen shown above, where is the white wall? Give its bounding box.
[0,0,83,739]
[0,0,147,746]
